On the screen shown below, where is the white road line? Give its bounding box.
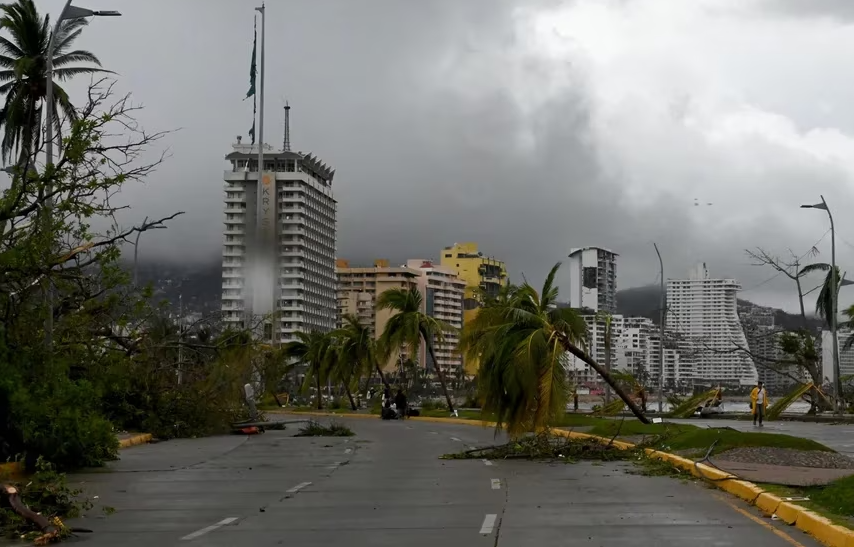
[286,481,312,493]
[450,437,461,442]
[482,459,494,466]
[326,462,340,470]
[181,517,238,541]
[344,448,353,454]
[491,478,501,490]
[405,426,413,429]
[430,431,439,435]
[479,514,497,535]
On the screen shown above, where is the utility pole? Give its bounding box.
[654,243,665,413]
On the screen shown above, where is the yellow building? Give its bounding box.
[439,243,509,375]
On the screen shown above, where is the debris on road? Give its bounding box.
[295,420,355,437]
[441,433,638,462]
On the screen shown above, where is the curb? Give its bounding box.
[1,433,154,479]
[306,413,852,547]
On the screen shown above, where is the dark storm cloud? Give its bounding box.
[42,0,854,311]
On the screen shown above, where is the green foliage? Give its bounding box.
[420,399,447,412]
[0,457,92,540]
[0,0,110,165]
[295,420,354,437]
[651,427,833,455]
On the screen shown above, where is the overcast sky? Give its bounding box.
[30,0,854,312]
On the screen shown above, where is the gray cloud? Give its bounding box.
[759,0,854,21]
[30,0,854,313]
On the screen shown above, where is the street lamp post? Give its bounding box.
[801,195,842,415]
[42,1,121,349]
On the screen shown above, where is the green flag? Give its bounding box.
[246,17,257,99]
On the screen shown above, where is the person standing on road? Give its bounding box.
[394,389,408,420]
[751,381,768,427]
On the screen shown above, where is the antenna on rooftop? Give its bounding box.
[283,100,291,152]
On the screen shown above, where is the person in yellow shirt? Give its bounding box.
[750,381,768,427]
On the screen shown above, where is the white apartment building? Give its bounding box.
[222,137,337,341]
[566,314,691,390]
[568,247,618,314]
[667,263,758,386]
[822,329,854,387]
[739,303,798,391]
[407,259,466,380]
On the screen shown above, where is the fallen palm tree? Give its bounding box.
[668,389,720,418]
[766,382,831,420]
[441,432,637,462]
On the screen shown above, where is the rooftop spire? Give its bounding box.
[283,101,291,152]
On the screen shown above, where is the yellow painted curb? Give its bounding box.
[2,433,153,480]
[118,433,152,449]
[755,493,783,515]
[265,410,378,419]
[0,461,23,479]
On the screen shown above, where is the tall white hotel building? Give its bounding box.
[221,135,337,342]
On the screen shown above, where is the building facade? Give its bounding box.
[336,259,420,371]
[439,242,508,374]
[407,259,466,380]
[666,263,758,386]
[222,138,337,342]
[822,329,854,387]
[739,303,797,392]
[568,247,618,314]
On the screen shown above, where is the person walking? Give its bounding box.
[751,381,768,427]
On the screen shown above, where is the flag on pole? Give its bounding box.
[246,17,257,99]
[247,16,258,144]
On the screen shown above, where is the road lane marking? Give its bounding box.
[344,448,353,454]
[430,431,439,435]
[451,437,461,442]
[491,478,501,490]
[479,514,497,535]
[405,426,413,429]
[482,459,494,466]
[326,462,341,470]
[713,494,807,547]
[181,517,238,541]
[286,481,312,493]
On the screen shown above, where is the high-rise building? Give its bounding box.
[222,136,337,341]
[568,247,617,314]
[739,303,797,392]
[822,329,854,387]
[407,259,466,380]
[667,262,757,386]
[439,242,508,375]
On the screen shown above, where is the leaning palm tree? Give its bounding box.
[282,331,334,409]
[0,0,110,165]
[460,262,649,437]
[337,314,390,391]
[377,287,457,412]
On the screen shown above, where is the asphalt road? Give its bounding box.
[56,416,821,547]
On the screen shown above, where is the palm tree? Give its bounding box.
[0,0,109,165]
[337,314,390,391]
[282,331,334,409]
[376,286,457,412]
[459,262,649,436]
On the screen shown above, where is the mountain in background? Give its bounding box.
[616,285,822,331]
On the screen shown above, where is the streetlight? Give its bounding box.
[801,195,843,415]
[43,1,121,350]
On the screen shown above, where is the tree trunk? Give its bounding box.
[563,340,650,424]
[423,331,455,413]
[315,374,322,409]
[604,324,612,406]
[344,382,357,411]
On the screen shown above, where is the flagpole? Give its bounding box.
[255,3,266,338]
